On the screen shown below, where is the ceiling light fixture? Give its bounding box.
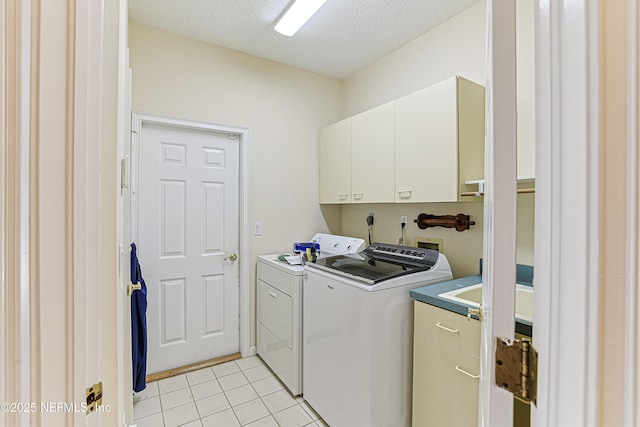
[274,0,328,37]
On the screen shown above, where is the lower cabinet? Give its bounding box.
[412,301,480,426]
[412,301,532,426]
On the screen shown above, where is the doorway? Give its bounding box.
[130,113,251,374]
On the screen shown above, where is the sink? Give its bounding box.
[438,283,533,323]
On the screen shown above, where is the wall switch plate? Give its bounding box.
[254,222,262,236]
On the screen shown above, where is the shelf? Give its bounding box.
[461,177,535,197]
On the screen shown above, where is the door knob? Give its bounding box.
[127,283,142,296]
[225,253,238,262]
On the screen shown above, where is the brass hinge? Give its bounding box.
[468,306,482,320]
[85,381,103,415]
[495,337,538,405]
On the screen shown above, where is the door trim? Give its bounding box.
[1,0,33,418]
[625,0,640,424]
[131,112,252,358]
[480,1,518,424]
[533,0,600,425]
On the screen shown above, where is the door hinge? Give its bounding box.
[467,305,482,320]
[85,381,103,415]
[495,337,537,405]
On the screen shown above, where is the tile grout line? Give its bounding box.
[148,358,322,427]
[227,360,244,426]
[232,360,284,426]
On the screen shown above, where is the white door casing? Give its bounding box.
[135,118,242,373]
[480,0,518,425]
[120,52,134,423]
[2,0,125,425]
[532,1,601,426]
[625,0,640,424]
[482,1,602,426]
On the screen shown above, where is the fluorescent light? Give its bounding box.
[274,0,328,36]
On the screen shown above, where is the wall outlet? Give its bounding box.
[366,212,374,226]
[401,215,408,225]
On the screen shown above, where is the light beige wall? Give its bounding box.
[598,0,630,424]
[339,1,536,278]
[515,0,536,179]
[338,195,534,279]
[342,2,486,116]
[340,203,484,278]
[128,22,343,345]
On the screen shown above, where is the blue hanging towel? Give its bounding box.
[130,243,148,393]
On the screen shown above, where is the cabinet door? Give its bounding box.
[413,330,444,426]
[319,118,351,203]
[395,77,458,202]
[413,330,480,427]
[414,298,481,355]
[351,102,395,203]
[457,78,486,196]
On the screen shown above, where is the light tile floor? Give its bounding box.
[133,356,329,427]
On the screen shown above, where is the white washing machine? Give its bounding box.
[257,233,364,396]
[303,243,453,427]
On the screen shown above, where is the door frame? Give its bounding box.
[130,112,252,359]
[481,0,602,425]
[532,1,601,425]
[480,0,518,424]
[623,0,640,424]
[2,0,125,424]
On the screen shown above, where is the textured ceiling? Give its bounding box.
[129,0,482,80]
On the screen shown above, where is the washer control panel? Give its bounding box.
[364,242,439,267]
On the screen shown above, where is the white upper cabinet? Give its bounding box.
[351,102,395,203]
[395,76,485,202]
[319,118,352,204]
[319,76,485,204]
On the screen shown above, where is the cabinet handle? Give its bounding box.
[339,193,349,200]
[435,322,460,333]
[353,192,364,200]
[268,292,277,299]
[398,190,412,198]
[455,365,480,379]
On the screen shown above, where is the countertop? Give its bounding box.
[410,264,533,336]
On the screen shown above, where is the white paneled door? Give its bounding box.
[138,122,240,374]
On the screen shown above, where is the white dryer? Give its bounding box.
[256,233,364,396]
[303,243,453,427]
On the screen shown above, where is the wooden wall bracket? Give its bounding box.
[413,213,476,232]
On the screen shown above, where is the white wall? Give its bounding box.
[128,22,343,345]
[338,1,536,278]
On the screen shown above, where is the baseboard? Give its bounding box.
[145,352,242,383]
